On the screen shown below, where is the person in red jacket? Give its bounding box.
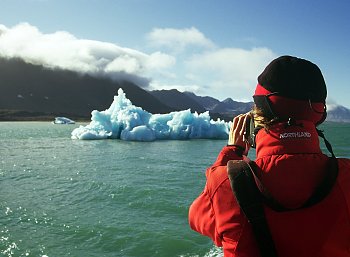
[189,56,350,257]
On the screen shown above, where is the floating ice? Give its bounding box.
[53,117,75,124]
[71,89,230,141]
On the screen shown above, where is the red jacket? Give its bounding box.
[189,121,350,257]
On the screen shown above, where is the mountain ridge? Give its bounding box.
[151,90,350,123]
[149,89,206,113]
[0,57,174,120]
[0,56,349,123]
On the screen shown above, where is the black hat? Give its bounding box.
[257,55,327,102]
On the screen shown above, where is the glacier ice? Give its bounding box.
[71,88,231,141]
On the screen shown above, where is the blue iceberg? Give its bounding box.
[71,89,231,141]
[53,117,75,124]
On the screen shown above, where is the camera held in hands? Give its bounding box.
[244,112,259,149]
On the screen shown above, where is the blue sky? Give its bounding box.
[0,0,349,108]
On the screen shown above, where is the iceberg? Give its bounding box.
[71,89,231,141]
[53,117,75,124]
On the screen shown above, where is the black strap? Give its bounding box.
[247,157,339,212]
[227,160,279,257]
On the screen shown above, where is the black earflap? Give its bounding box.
[310,102,327,126]
[252,95,277,120]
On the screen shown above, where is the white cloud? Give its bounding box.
[0,24,8,35]
[147,51,176,70]
[146,27,277,100]
[149,80,201,94]
[146,27,215,51]
[0,23,278,101]
[0,23,176,87]
[326,98,339,111]
[185,47,277,100]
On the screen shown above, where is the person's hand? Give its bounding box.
[228,113,250,155]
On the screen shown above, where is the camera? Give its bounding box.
[244,112,258,148]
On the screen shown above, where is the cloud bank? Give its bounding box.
[147,27,215,51]
[185,48,276,100]
[0,23,175,87]
[145,27,276,100]
[0,23,277,100]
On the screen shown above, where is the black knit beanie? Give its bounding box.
[257,55,327,102]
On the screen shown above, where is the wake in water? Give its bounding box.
[204,246,223,257]
[71,88,230,141]
[179,246,223,257]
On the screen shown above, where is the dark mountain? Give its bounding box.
[183,91,220,110]
[152,89,350,123]
[149,89,206,113]
[0,57,174,120]
[212,98,253,116]
[184,91,253,115]
[1,56,349,123]
[151,89,253,121]
[327,105,350,122]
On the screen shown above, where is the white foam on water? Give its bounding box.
[204,246,223,257]
[179,246,223,257]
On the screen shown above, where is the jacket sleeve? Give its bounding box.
[212,145,245,166]
[189,184,222,245]
[188,145,244,246]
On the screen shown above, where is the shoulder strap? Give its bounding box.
[227,160,279,257]
[250,157,339,212]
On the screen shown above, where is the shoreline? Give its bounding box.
[0,109,90,122]
[0,117,91,122]
[1,110,349,124]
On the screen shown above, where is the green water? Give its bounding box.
[1,122,349,257]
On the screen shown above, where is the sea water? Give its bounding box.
[1,122,350,257]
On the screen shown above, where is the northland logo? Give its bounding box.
[279,132,311,139]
